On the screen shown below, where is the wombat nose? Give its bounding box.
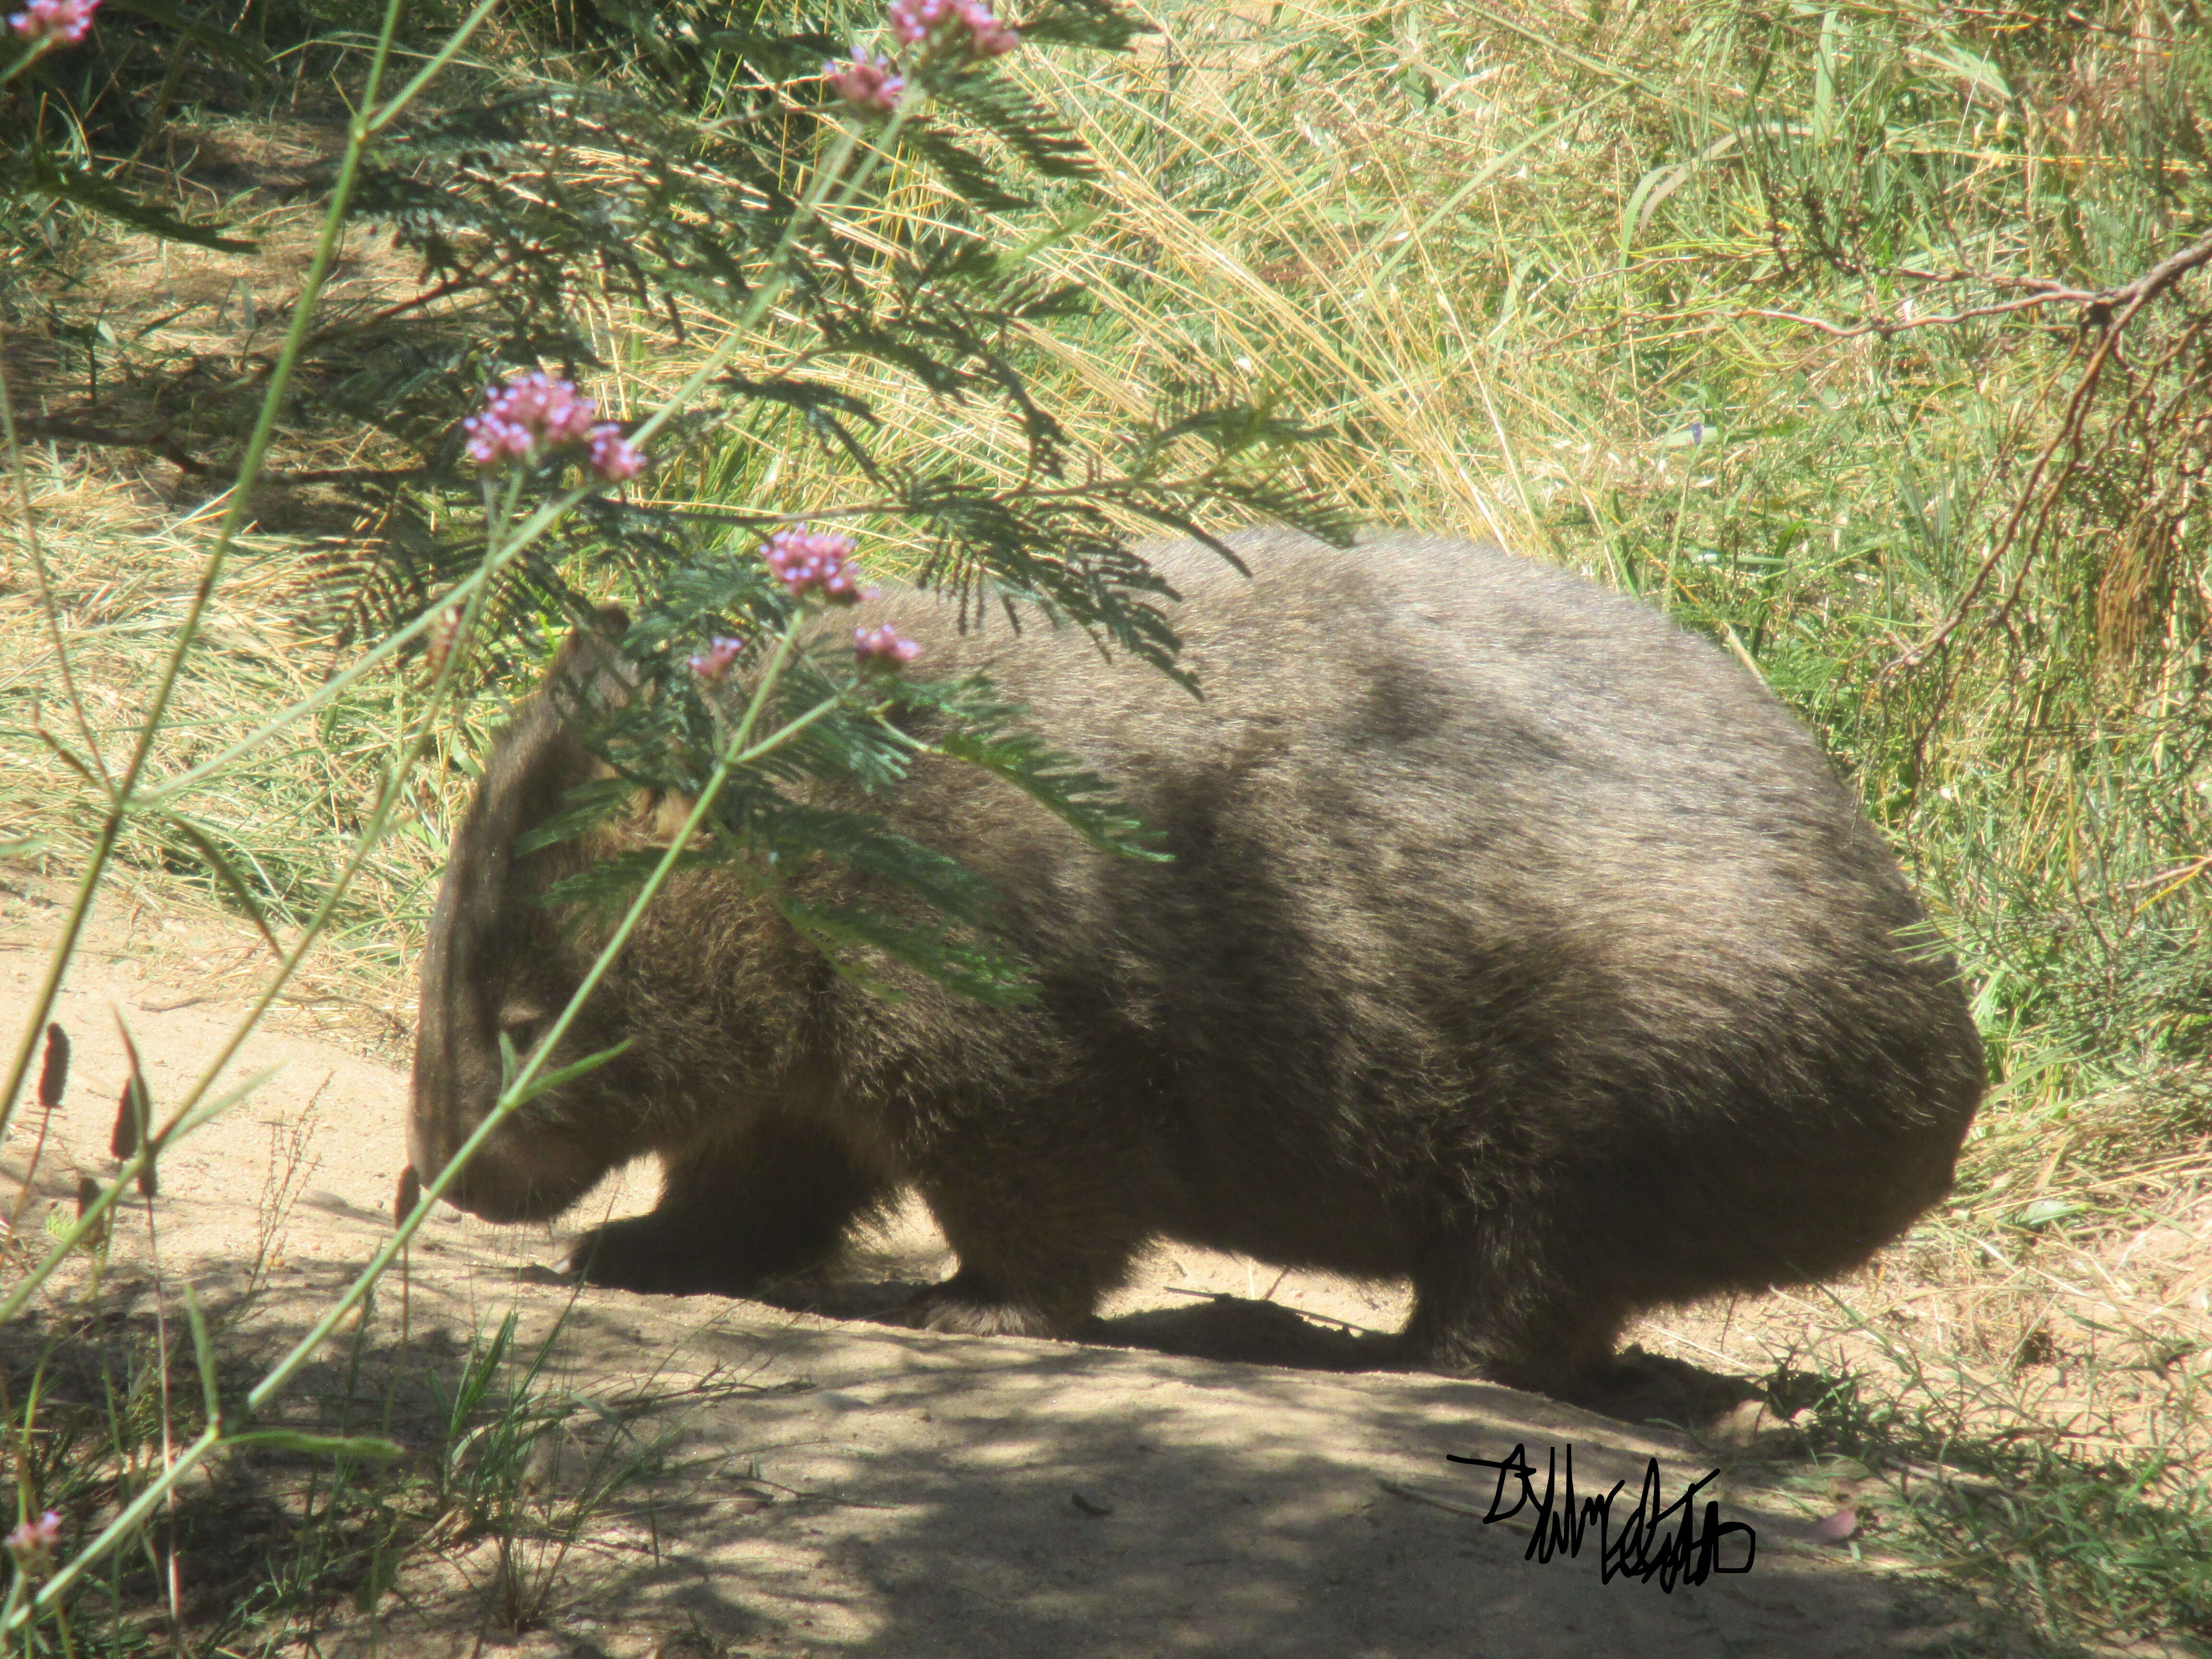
[403,1109,449,1203]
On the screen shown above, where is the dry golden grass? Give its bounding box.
[0,437,493,1054]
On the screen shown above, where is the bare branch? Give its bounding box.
[16,418,436,487]
[1748,289,2093,339]
[1877,230,2212,674]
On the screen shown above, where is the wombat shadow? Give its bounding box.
[722,1261,1770,1430]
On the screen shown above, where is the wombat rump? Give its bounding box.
[409,528,1984,1391]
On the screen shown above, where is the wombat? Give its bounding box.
[408,527,1984,1391]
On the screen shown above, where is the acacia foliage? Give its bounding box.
[5,0,1346,1001]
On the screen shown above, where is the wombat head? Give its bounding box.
[407,610,673,1223]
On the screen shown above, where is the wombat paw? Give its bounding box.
[562,1217,738,1295]
[906,1279,1062,1339]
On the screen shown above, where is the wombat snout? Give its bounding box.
[408,527,1984,1392]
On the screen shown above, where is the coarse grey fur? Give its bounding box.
[408,527,1985,1391]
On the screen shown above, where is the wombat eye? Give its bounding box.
[496,1007,548,1057]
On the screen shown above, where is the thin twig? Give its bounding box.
[1878,230,2212,674]
[14,418,438,487]
[1748,289,2093,339]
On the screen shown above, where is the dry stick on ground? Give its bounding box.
[12,419,437,487]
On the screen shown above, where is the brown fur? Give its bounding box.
[409,528,1985,1391]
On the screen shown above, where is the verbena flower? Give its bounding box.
[461,373,647,482]
[585,423,646,482]
[887,0,1017,61]
[829,49,905,113]
[689,637,745,683]
[5,1512,60,1575]
[854,623,923,668]
[8,0,98,43]
[759,526,875,604]
[462,372,595,464]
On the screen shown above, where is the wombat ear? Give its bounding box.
[547,605,640,715]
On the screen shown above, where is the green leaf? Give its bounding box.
[1015,0,1152,51]
[538,847,718,910]
[895,675,1166,861]
[772,894,1034,1007]
[504,1038,633,1108]
[906,130,1033,214]
[514,777,637,855]
[227,1431,408,1460]
[354,1544,402,1613]
[29,153,256,252]
[934,72,1098,182]
[1907,42,2011,103]
[745,803,1005,928]
[184,1285,220,1426]
[175,1065,279,1138]
[157,813,282,958]
[697,23,840,75]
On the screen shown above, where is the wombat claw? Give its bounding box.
[905,1280,1064,1339]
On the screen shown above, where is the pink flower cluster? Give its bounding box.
[686,528,924,684]
[688,636,745,683]
[759,526,876,605]
[8,0,97,43]
[586,423,646,481]
[828,49,905,113]
[854,623,923,668]
[888,0,1017,60]
[460,373,646,482]
[5,1511,60,1572]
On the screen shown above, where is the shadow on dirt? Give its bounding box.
[590,1257,1771,1428]
[0,1256,1964,1659]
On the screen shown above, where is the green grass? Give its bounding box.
[0,1266,679,1654]
[1772,1338,2212,1651]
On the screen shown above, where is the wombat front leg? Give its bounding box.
[908,1180,1148,1340]
[1400,1229,1633,1395]
[564,1115,890,1296]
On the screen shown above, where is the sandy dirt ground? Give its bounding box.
[0,890,1972,1657]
